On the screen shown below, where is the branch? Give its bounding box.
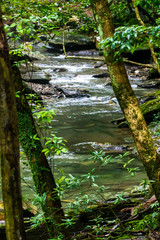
[65,54,154,68]
[123,58,154,68]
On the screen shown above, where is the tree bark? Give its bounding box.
[0,7,26,240]
[90,0,160,202]
[13,66,71,239]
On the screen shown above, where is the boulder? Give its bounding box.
[23,78,50,84]
[46,32,96,53]
[92,72,109,78]
[138,79,160,88]
[91,142,132,153]
[55,87,90,98]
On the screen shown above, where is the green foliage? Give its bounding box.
[33,107,68,156]
[110,0,135,27]
[18,111,42,160]
[89,149,113,165]
[42,133,67,156]
[89,215,107,235]
[114,192,125,204]
[33,109,56,125]
[2,0,95,51]
[129,207,160,231]
[100,25,160,59]
[131,179,150,196]
[110,0,160,27]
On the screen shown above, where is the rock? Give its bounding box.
[23,83,43,102]
[10,52,33,63]
[140,97,160,122]
[147,68,160,79]
[124,48,152,64]
[46,32,96,53]
[55,87,90,98]
[135,70,140,75]
[91,142,132,153]
[138,79,160,88]
[23,78,50,84]
[92,72,109,78]
[20,63,41,74]
[53,68,67,73]
[39,35,47,41]
[67,49,100,56]
[94,62,106,68]
[112,92,160,127]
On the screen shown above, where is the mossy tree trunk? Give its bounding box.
[90,0,160,202]
[0,8,26,240]
[13,66,70,239]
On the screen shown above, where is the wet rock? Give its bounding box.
[138,79,160,88]
[105,78,112,86]
[112,92,160,127]
[46,32,96,53]
[23,78,50,84]
[24,82,57,99]
[10,52,33,63]
[23,83,43,102]
[147,68,160,79]
[67,49,100,56]
[92,72,109,78]
[55,87,90,98]
[92,142,132,153]
[39,35,47,41]
[138,95,157,104]
[124,49,152,63]
[24,83,90,99]
[20,63,41,74]
[53,68,67,73]
[135,70,140,75]
[94,62,106,68]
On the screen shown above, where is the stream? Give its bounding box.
[20,47,157,204]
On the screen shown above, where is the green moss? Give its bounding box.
[140,97,160,115]
[18,111,42,160]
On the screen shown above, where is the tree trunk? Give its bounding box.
[13,66,71,239]
[0,7,26,240]
[90,0,160,202]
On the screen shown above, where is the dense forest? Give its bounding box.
[0,0,160,239]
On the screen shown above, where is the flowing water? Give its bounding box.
[20,47,157,203]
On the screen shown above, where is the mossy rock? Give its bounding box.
[140,97,160,118]
[112,92,160,127]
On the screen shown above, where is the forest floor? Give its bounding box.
[67,193,160,240]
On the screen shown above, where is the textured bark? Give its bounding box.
[0,8,26,240]
[90,0,160,202]
[13,66,71,239]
